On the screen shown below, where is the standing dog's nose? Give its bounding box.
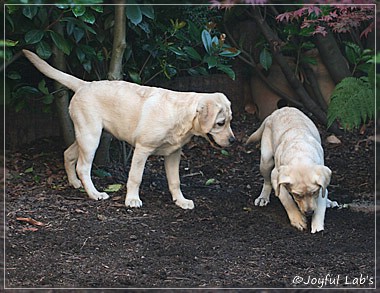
[229,136,236,144]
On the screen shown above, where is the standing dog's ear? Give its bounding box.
[276,166,292,196]
[313,165,332,198]
[197,98,221,134]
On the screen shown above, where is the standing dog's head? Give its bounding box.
[275,165,331,217]
[193,93,235,148]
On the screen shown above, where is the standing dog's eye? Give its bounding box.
[217,121,225,127]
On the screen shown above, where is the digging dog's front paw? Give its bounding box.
[254,196,270,207]
[289,213,307,231]
[89,192,110,200]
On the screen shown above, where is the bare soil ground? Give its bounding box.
[4,113,377,290]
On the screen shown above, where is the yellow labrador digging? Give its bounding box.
[246,107,338,233]
[23,50,235,209]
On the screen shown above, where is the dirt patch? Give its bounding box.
[4,113,377,289]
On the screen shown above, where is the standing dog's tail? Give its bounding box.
[245,116,269,145]
[22,49,87,92]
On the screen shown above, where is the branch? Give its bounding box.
[224,24,303,108]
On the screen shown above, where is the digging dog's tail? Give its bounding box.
[245,116,269,145]
[23,49,87,92]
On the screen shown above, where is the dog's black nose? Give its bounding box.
[229,136,236,144]
[305,210,314,217]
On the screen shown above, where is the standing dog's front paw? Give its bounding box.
[175,198,194,210]
[289,213,307,231]
[125,197,143,208]
[89,192,110,200]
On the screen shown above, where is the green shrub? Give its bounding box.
[327,76,374,131]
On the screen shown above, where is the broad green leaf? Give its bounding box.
[129,71,142,84]
[204,55,217,69]
[219,48,240,58]
[140,5,154,19]
[49,31,71,55]
[221,150,229,156]
[25,30,44,44]
[25,167,34,173]
[184,46,202,61]
[73,27,85,43]
[1,39,18,47]
[217,64,235,80]
[259,48,272,71]
[201,30,212,54]
[104,184,123,193]
[91,5,103,13]
[81,11,96,24]
[72,6,86,17]
[23,6,38,19]
[126,5,142,26]
[38,79,49,95]
[7,71,21,80]
[168,46,186,57]
[36,41,52,59]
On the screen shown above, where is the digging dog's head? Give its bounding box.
[275,165,332,217]
[194,93,235,148]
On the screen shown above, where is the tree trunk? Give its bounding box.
[94,2,127,166]
[52,23,75,147]
[314,32,351,84]
[250,7,342,134]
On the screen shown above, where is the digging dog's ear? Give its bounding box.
[276,166,292,196]
[313,166,332,198]
[196,98,221,134]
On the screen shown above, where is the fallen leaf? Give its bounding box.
[16,217,45,226]
[104,184,123,193]
[326,135,341,144]
[22,227,39,232]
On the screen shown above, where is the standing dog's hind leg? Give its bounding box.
[64,141,82,189]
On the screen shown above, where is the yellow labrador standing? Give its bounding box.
[246,107,338,233]
[23,50,235,209]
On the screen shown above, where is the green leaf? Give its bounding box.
[25,167,34,173]
[205,178,217,186]
[216,64,235,80]
[72,6,86,17]
[7,71,21,80]
[259,48,272,71]
[49,31,71,55]
[219,48,240,58]
[140,5,154,20]
[221,150,229,156]
[91,5,103,13]
[204,55,217,69]
[36,41,52,59]
[23,6,38,19]
[73,27,85,43]
[25,30,44,44]
[93,169,111,178]
[168,46,185,56]
[104,184,123,193]
[201,30,212,54]
[184,46,202,61]
[38,79,49,95]
[128,71,142,84]
[80,11,96,24]
[126,5,142,26]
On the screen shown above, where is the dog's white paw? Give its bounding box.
[289,214,307,231]
[89,192,110,200]
[125,197,143,208]
[70,179,83,189]
[175,199,194,210]
[254,196,270,206]
[327,199,339,208]
[311,223,324,234]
